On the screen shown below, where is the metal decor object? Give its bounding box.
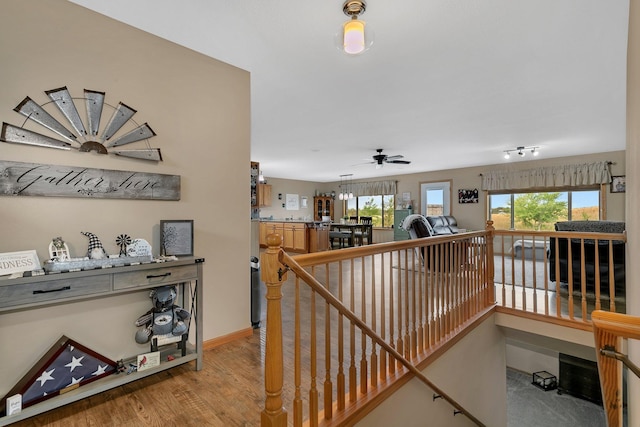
[101,102,137,141]
[46,86,87,137]
[13,96,77,141]
[1,123,71,150]
[106,123,156,147]
[84,89,105,137]
[0,86,162,162]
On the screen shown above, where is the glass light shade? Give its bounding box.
[504,153,510,159]
[339,193,344,200]
[349,192,354,199]
[343,19,366,55]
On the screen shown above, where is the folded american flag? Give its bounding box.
[2,336,117,412]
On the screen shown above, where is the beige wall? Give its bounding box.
[358,314,507,427]
[0,0,250,394]
[257,177,320,220]
[324,150,625,229]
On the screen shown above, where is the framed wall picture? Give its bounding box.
[610,176,625,193]
[458,188,479,204]
[160,220,194,256]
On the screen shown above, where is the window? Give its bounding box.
[420,181,451,216]
[345,194,395,227]
[488,189,601,230]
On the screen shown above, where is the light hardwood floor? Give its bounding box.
[11,330,268,427]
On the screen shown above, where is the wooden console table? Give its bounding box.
[0,257,204,426]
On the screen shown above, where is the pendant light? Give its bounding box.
[338,0,373,56]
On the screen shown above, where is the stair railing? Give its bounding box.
[260,230,493,427]
[591,310,640,427]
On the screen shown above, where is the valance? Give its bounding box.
[342,180,397,196]
[481,161,611,191]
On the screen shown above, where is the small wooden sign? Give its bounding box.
[0,160,180,200]
[0,250,41,276]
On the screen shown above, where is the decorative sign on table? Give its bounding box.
[0,250,41,276]
[0,160,180,200]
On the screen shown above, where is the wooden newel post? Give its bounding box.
[485,220,495,303]
[261,233,288,427]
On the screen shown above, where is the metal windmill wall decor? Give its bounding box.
[1,86,162,162]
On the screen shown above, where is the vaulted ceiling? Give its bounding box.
[69,0,629,182]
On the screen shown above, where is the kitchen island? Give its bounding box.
[259,220,329,253]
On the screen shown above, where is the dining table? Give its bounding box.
[329,222,372,248]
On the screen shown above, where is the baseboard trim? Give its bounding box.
[203,327,254,351]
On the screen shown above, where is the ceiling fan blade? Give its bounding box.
[385,154,404,160]
[386,160,411,164]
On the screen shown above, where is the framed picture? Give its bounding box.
[458,188,479,204]
[611,176,626,193]
[160,220,194,256]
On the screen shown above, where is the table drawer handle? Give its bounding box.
[33,286,71,294]
[146,272,172,279]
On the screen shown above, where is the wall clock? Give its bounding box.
[0,86,162,162]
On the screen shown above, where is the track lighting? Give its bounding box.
[503,146,540,160]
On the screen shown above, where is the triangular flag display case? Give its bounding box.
[1,336,117,414]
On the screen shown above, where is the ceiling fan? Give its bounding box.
[371,149,411,168]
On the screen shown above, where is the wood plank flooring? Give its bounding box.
[10,330,268,427]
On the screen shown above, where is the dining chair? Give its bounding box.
[355,216,373,245]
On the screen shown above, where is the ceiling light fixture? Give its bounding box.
[339,174,354,200]
[503,146,540,160]
[339,0,373,55]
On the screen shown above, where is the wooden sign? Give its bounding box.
[0,160,180,200]
[0,250,41,276]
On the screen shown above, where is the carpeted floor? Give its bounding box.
[507,368,606,427]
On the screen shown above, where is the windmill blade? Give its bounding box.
[1,123,72,150]
[100,102,137,141]
[106,123,156,148]
[13,96,77,142]
[84,89,105,137]
[45,86,87,137]
[113,148,163,162]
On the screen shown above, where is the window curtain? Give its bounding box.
[348,180,397,196]
[481,161,611,191]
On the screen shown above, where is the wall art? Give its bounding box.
[0,160,180,200]
[458,188,479,204]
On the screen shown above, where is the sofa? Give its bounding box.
[548,221,626,295]
[401,214,459,239]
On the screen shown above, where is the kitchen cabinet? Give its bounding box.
[259,221,310,253]
[314,196,333,222]
[308,225,329,252]
[283,223,307,252]
[257,183,272,207]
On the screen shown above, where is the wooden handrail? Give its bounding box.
[278,249,486,427]
[591,310,640,427]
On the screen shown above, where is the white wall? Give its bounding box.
[0,0,250,397]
